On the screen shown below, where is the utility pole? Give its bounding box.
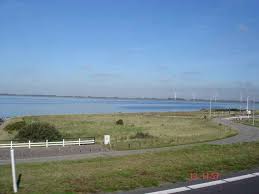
[209,98,212,119]
[240,93,243,114]
[246,96,249,112]
[253,97,255,126]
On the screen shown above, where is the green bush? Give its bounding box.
[4,121,27,133]
[130,132,153,139]
[116,119,124,125]
[15,122,62,142]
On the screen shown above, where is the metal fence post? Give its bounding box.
[10,149,18,193]
[28,140,31,149]
[79,138,81,146]
[62,139,65,147]
[46,139,48,148]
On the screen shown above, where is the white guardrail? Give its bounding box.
[0,138,95,149]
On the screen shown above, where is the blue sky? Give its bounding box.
[0,0,259,100]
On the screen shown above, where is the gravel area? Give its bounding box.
[0,144,109,160]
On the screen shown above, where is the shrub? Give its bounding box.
[116,119,124,125]
[0,118,4,123]
[15,122,62,142]
[4,121,27,133]
[130,132,153,139]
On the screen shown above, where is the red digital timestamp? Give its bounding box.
[190,172,220,181]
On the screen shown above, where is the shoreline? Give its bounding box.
[2,108,255,120]
[1,94,258,103]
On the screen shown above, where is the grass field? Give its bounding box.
[0,119,14,141]
[1,142,259,193]
[1,111,237,150]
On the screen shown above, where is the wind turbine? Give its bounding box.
[240,92,243,114]
[192,92,196,101]
[214,91,218,102]
[246,96,249,112]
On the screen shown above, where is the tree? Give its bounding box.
[15,122,62,142]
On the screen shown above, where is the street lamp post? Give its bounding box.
[209,98,212,119]
[253,97,255,126]
[240,93,242,115]
[246,96,249,112]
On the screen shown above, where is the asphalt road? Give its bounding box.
[0,143,196,165]
[179,176,259,194]
[211,118,259,144]
[114,169,259,194]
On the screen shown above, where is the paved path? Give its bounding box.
[210,118,259,144]
[0,144,109,160]
[0,143,198,165]
[0,118,259,165]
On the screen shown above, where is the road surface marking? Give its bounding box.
[147,187,190,194]
[188,180,226,189]
[146,172,259,194]
[223,174,256,182]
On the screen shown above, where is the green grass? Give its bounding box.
[1,142,259,193]
[1,112,237,150]
[3,112,236,149]
[0,119,15,141]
